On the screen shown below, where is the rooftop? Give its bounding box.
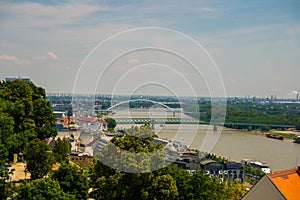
[268,167,300,200]
[200,159,217,165]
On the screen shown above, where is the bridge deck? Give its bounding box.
[113,118,295,128]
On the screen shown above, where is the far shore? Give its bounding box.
[273,130,300,135]
[225,127,299,140]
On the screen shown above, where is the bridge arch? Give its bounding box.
[106,99,175,112]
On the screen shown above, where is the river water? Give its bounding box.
[111,108,300,172]
[154,124,300,172]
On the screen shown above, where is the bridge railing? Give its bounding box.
[224,120,286,126]
[114,118,295,128]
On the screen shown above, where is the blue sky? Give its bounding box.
[0,0,299,98]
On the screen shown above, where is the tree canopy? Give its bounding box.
[0,143,14,200]
[53,137,71,162]
[25,139,55,180]
[105,117,117,131]
[184,101,300,130]
[0,80,58,198]
[95,124,166,173]
[15,178,75,200]
[51,163,89,200]
[0,80,57,160]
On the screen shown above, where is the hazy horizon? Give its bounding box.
[45,91,299,100]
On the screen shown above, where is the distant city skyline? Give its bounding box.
[45,91,299,101]
[0,0,299,98]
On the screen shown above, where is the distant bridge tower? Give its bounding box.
[213,124,218,132]
[151,119,155,130]
[247,125,252,131]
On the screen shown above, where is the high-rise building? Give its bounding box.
[5,77,31,82]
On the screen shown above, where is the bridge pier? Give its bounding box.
[213,124,218,132]
[151,122,155,130]
[247,125,252,131]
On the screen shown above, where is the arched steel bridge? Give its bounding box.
[106,99,176,112]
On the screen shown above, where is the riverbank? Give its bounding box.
[245,129,299,140]
[154,124,300,171]
[221,127,299,140]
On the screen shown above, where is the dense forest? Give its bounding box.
[184,100,300,131]
[0,82,246,199]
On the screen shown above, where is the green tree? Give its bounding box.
[90,124,170,200]
[90,161,177,200]
[187,170,225,200]
[15,178,75,200]
[0,80,57,159]
[105,117,117,131]
[89,169,124,200]
[0,108,17,159]
[147,174,178,200]
[1,80,34,121]
[53,137,71,162]
[0,143,14,200]
[120,173,157,200]
[51,163,89,200]
[25,139,55,180]
[32,97,57,140]
[96,124,165,172]
[223,179,247,200]
[295,118,300,130]
[155,164,191,200]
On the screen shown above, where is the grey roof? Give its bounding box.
[200,159,217,165]
[242,175,286,200]
[79,132,101,145]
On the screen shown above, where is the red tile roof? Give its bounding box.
[268,167,300,200]
[79,117,107,123]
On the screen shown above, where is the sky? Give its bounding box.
[0,0,300,98]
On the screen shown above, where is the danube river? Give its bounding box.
[155,124,300,172]
[111,108,300,172]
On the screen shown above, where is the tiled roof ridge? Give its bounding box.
[268,167,298,178]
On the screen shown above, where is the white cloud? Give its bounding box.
[110,65,130,72]
[200,7,215,12]
[0,54,30,65]
[48,52,59,60]
[33,52,59,61]
[0,2,103,29]
[128,58,140,64]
